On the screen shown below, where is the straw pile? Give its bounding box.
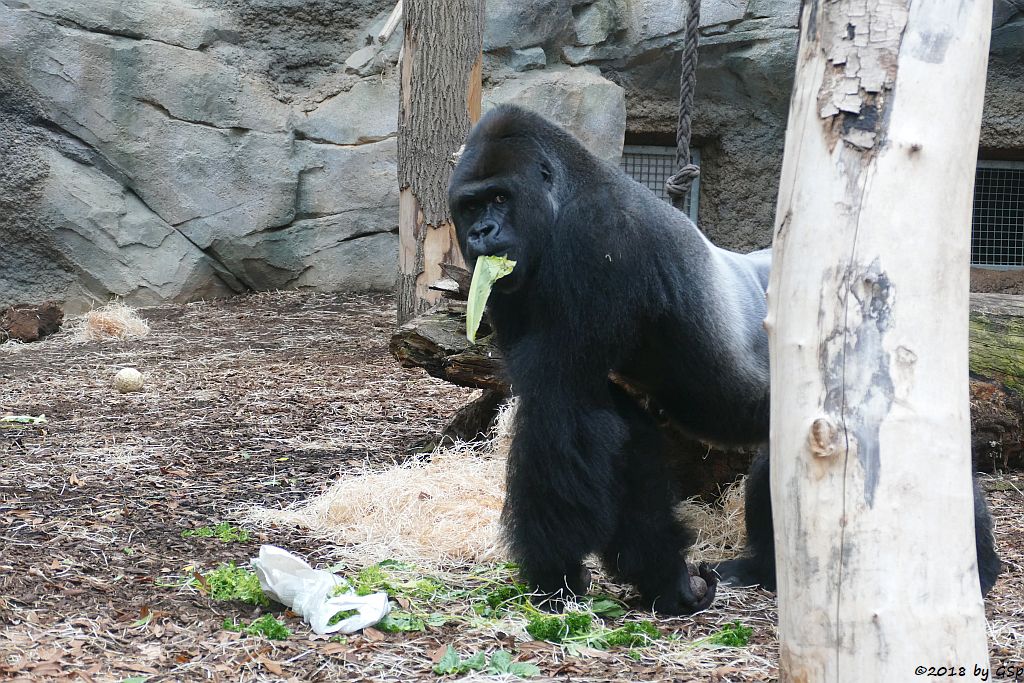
[74,301,150,340]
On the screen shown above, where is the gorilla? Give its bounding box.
[448,104,1001,614]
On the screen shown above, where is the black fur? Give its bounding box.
[448,104,1000,613]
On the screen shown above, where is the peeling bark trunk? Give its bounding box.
[768,0,993,679]
[396,1,483,324]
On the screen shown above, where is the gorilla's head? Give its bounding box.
[448,106,564,293]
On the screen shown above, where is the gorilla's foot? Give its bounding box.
[714,557,776,591]
[648,562,717,615]
[529,565,592,612]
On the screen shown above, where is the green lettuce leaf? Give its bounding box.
[466,255,516,343]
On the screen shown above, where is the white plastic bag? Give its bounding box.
[250,545,391,635]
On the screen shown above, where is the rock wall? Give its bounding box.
[1,0,1021,309]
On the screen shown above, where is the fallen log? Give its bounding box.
[1,302,63,343]
[391,291,1024,495]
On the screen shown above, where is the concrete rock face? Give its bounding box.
[1,0,400,311]
[2,0,1021,308]
[487,67,625,162]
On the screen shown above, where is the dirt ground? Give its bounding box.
[1,292,1022,682]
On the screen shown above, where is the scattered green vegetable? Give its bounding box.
[525,612,593,643]
[0,414,47,428]
[194,563,268,606]
[327,609,359,627]
[487,650,540,678]
[466,255,516,343]
[702,620,753,647]
[588,597,627,618]
[181,522,251,543]
[601,620,660,648]
[377,611,426,633]
[354,564,392,596]
[222,614,291,640]
[433,647,538,678]
[433,646,486,676]
[483,582,529,612]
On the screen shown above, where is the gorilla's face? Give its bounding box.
[451,184,514,260]
[449,135,557,294]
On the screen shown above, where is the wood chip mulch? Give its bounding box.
[0,291,1021,682]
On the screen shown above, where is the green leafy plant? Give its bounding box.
[600,620,660,648]
[487,650,540,677]
[433,646,486,676]
[432,647,538,678]
[483,582,529,612]
[354,564,393,596]
[377,610,426,633]
[222,614,291,640]
[525,612,593,643]
[327,609,359,627]
[181,522,251,543]
[588,597,626,618]
[194,563,268,606]
[702,620,753,647]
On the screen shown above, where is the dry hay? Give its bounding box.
[245,398,751,569]
[72,301,150,341]
[244,400,517,565]
[682,478,748,561]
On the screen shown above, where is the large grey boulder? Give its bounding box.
[296,77,399,145]
[207,137,400,291]
[0,1,402,309]
[484,0,574,51]
[40,150,239,310]
[486,66,626,161]
[9,0,233,50]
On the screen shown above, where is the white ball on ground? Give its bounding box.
[114,367,145,393]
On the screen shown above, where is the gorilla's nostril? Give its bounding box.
[469,221,500,242]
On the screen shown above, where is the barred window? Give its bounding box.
[620,145,700,223]
[971,161,1024,268]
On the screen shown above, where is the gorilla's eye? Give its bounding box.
[494,194,507,204]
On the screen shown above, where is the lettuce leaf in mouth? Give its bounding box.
[466,255,516,343]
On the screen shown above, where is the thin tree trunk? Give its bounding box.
[396,1,483,324]
[768,0,992,679]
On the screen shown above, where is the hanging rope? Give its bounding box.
[666,0,701,211]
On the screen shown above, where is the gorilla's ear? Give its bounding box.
[539,160,553,186]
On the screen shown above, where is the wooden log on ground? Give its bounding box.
[391,292,1024,491]
[1,302,63,343]
[969,293,1024,471]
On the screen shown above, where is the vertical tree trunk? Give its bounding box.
[768,1,992,680]
[397,1,483,324]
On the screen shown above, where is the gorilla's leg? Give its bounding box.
[974,478,1002,596]
[718,453,1002,597]
[599,389,717,614]
[714,451,776,590]
[502,390,623,606]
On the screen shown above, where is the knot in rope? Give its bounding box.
[665,163,700,200]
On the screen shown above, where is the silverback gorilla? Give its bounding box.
[448,104,1000,615]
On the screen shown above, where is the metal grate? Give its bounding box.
[971,160,1024,268]
[620,145,700,223]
